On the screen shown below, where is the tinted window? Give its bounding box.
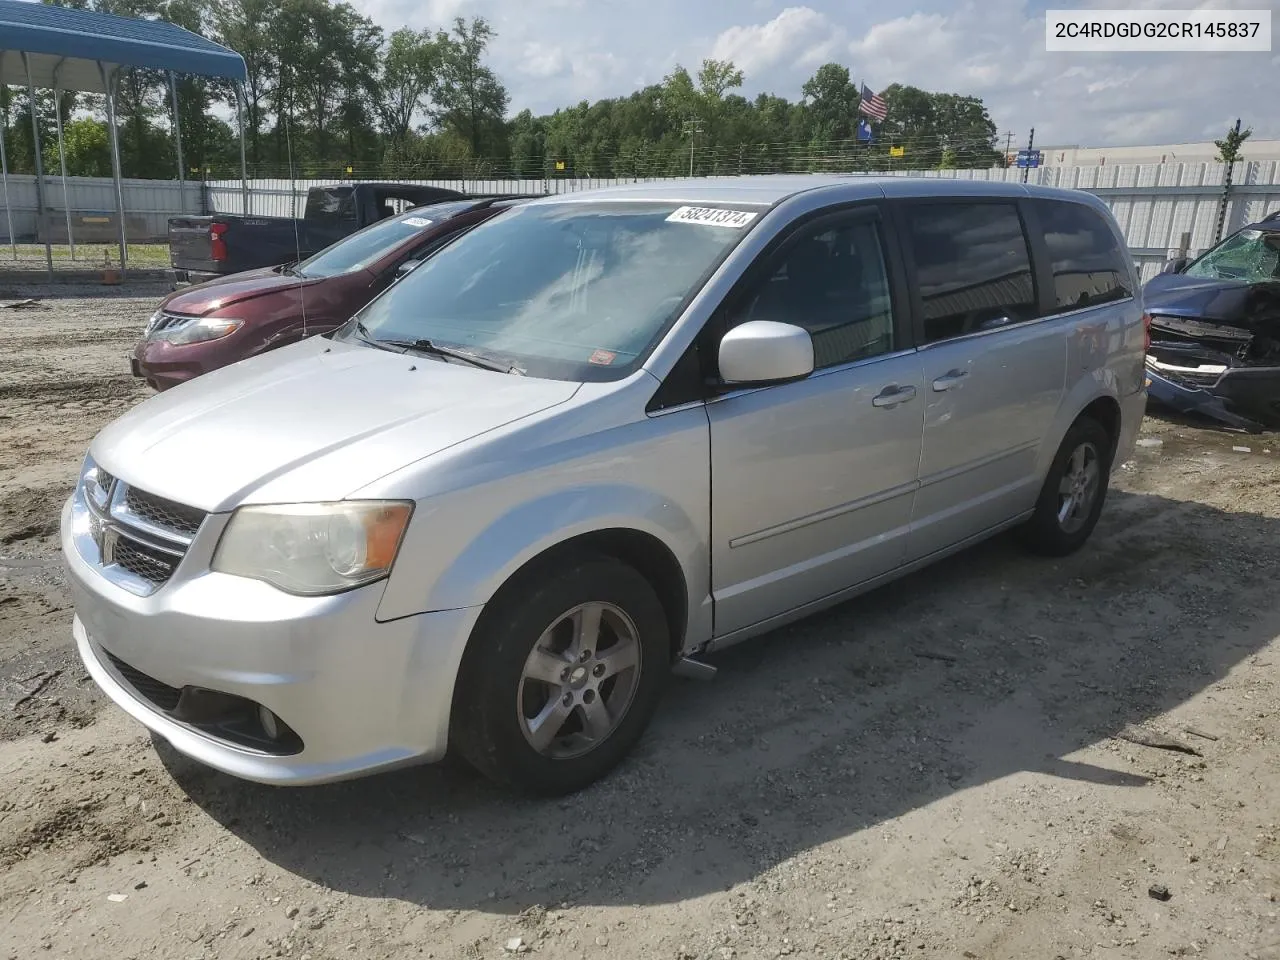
[304,187,356,222]
[1033,199,1133,311]
[732,217,895,369]
[904,202,1037,343]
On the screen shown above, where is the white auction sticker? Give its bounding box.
[1046,9,1271,51]
[402,216,433,227]
[666,206,759,228]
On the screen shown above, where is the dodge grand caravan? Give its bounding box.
[61,176,1147,795]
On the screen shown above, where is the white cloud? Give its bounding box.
[349,0,1280,145]
[710,7,844,76]
[519,42,570,81]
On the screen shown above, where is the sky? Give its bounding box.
[353,0,1280,147]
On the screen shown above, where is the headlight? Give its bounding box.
[143,310,162,336]
[153,316,244,345]
[211,501,413,596]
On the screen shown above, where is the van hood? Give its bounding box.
[163,267,325,314]
[90,338,579,511]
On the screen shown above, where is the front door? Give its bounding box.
[893,199,1067,561]
[707,207,925,637]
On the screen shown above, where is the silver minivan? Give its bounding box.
[61,176,1147,794]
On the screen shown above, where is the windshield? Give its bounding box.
[1184,228,1280,283]
[346,201,761,380]
[295,202,475,279]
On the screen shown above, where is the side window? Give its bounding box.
[1033,199,1134,312]
[304,187,357,222]
[374,191,418,219]
[729,216,895,369]
[903,202,1037,344]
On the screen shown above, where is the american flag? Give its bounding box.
[857,84,888,122]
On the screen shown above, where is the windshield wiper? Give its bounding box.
[392,338,524,375]
[350,320,380,345]
[348,322,521,374]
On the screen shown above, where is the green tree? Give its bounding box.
[379,28,446,145]
[1215,121,1252,164]
[801,63,858,144]
[59,117,113,176]
[507,108,546,177]
[435,16,509,157]
[212,0,275,165]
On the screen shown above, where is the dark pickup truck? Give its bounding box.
[167,182,467,284]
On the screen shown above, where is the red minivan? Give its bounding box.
[133,197,530,391]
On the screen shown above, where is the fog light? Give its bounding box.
[258,704,280,740]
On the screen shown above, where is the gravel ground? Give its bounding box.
[2,289,1280,960]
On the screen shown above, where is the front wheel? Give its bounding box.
[450,553,669,795]
[1017,416,1113,557]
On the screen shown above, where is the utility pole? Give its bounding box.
[1005,131,1013,167]
[1021,127,1034,184]
[1214,117,1242,243]
[682,119,704,177]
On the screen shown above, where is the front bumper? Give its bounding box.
[132,339,207,392]
[1145,341,1280,432]
[61,496,482,785]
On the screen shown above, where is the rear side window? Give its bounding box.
[305,188,357,222]
[1032,199,1133,312]
[903,202,1037,344]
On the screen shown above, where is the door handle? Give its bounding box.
[871,384,917,408]
[931,369,969,391]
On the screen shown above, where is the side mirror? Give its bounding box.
[1162,257,1189,274]
[718,320,814,386]
[395,259,423,279]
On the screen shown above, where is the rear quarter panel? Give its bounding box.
[1037,297,1146,480]
[1029,192,1147,479]
[224,218,314,271]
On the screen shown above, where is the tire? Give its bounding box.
[450,552,669,795]
[1017,416,1113,557]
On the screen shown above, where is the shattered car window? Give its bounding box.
[1184,229,1280,283]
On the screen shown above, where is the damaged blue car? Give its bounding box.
[1143,210,1280,432]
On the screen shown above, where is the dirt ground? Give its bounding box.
[3,287,1280,960]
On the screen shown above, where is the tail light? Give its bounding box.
[1141,313,1151,353]
[209,222,229,262]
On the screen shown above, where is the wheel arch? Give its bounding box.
[1038,377,1126,481]
[1076,394,1122,462]
[469,527,691,665]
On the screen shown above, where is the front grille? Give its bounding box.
[124,487,205,537]
[1175,369,1221,387]
[79,469,206,594]
[114,537,181,584]
[103,649,181,711]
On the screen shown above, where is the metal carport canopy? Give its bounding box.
[0,0,246,91]
[0,0,248,280]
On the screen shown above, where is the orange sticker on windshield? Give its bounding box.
[589,349,616,365]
